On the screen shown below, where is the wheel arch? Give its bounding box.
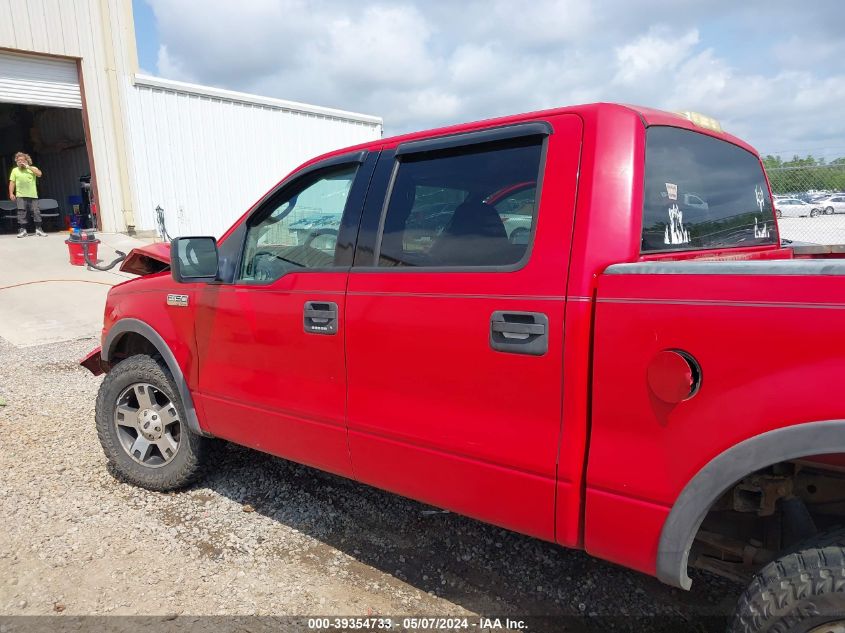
[103,318,210,437]
[656,419,845,590]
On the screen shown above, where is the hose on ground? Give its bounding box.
[82,241,126,272]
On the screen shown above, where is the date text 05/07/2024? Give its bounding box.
[306,617,526,630]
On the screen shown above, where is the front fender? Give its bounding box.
[102,318,210,437]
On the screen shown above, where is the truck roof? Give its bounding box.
[222,102,762,246]
[309,102,758,165]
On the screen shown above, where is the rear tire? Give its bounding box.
[827,206,835,215]
[730,546,845,633]
[776,210,783,219]
[95,354,207,491]
[811,209,820,218]
[786,527,845,555]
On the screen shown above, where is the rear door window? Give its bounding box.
[641,126,777,253]
[376,138,543,268]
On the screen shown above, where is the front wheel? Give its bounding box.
[730,546,845,633]
[776,210,783,218]
[95,354,208,491]
[811,209,820,218]
[827,206,835,215]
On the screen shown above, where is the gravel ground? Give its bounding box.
[0,334,743,632]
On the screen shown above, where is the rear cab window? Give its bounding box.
[641,126,776,254]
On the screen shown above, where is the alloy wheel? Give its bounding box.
[113,383,181,467]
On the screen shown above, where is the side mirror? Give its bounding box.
[171,236,219,283]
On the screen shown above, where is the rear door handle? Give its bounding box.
[303,301,339,335]
[490,311,548,355]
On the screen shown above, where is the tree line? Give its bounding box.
[762,155,845,194]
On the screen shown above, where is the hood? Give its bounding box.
[119,242,171,276]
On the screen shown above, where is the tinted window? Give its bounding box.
[642,127,776,253]
[377,138,543,267]
[239,165,357,283]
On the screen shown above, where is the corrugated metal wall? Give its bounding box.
[125,76,383,238]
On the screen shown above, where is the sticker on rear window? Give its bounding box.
[753,218,771,239]
[664,204,690,245]
[665,183,678,201]
[755,185,765,213]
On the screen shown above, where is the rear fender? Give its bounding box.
[657,419,845,589]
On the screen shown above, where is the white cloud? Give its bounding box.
[156,44,194,83]
[477,0,595,47]
[142,0,845,158]
[613,27,700,85]
[317,5,437,89]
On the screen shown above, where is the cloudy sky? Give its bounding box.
[132,0,845,159]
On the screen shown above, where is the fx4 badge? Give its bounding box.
[166,294,189,307]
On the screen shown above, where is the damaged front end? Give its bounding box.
[80,346,106,376]
[118,242,170,276]
[79,243,171,376]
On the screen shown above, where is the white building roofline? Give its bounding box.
[133,73,383,126]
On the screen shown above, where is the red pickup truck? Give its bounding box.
[82,103,845,632]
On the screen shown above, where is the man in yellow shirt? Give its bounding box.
[8,152,44,238]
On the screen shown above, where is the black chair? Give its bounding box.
[0,200,15,230]
[0,198,62,232]
[38,199,61,230]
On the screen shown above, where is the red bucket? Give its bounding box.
[65,238,100,266]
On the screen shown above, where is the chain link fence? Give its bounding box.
[767,163,845,245]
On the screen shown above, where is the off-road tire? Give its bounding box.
[95,354,207,491]
[785,527,845,556]
[730,546,845,633]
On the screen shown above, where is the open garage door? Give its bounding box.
[0,51,81,109]
[0,51,93,233]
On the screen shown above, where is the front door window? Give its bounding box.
[239,165,358,283]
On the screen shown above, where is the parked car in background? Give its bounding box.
[682,192,709,212]
[486,181,536,245]
[775,197,822,218]
[814,194,845,215]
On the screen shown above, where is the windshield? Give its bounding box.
[641,126,777,253]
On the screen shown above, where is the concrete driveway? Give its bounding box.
[0,231,150,347]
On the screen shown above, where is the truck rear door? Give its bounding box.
[344,115,582,541]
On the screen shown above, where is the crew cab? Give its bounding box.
[82,103,845,632]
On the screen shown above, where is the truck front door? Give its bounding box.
[191,152,375,478]
[344,116,582,540]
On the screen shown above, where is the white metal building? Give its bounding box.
[126,75,382,238]
[0,0,382,236]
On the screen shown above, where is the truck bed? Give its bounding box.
[583,258,845,578]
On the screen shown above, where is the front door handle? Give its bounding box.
[490,311,548,355]
[303,301,339,335]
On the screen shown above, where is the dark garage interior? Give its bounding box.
[0,102,91,232]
